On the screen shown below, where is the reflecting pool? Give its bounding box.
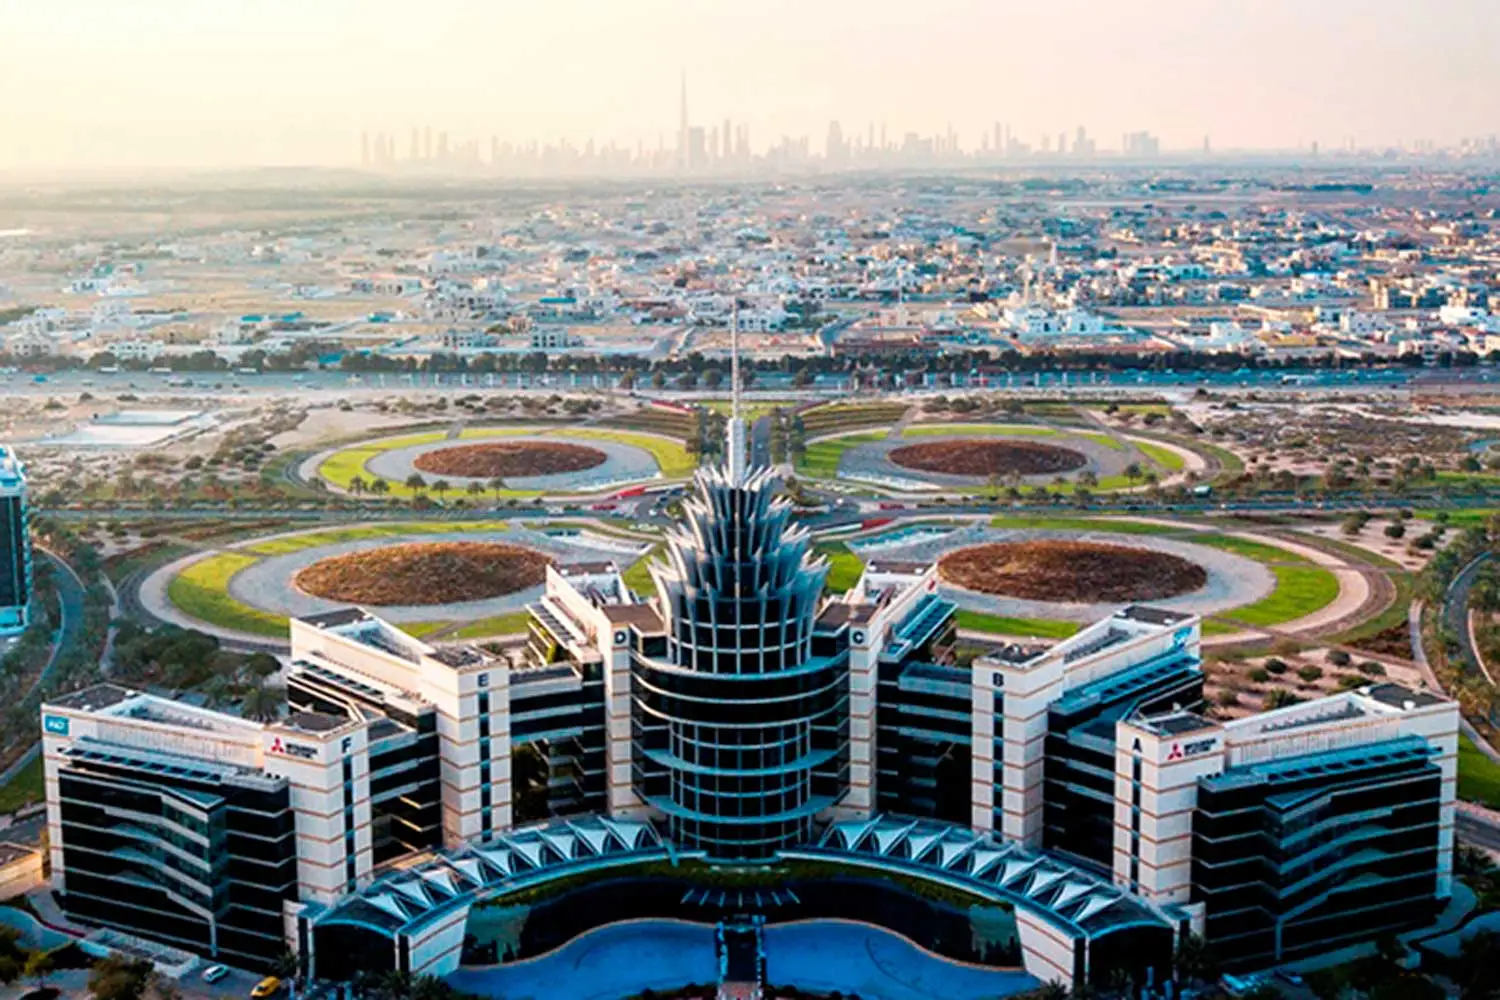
[448,918,1042,1000]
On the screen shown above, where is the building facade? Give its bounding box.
[41,444,1460,986]
[0,447,31,636]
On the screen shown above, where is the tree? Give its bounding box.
[349,474,367,496]
[432,479,451,501]
[487,476,508,502]
[405,473,427,493]
[369,478,390,498]
[1172,932,1217,985]
[466,481,485,502]
[241,683,284,723]
[245,652,281,679]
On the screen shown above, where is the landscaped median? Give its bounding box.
[166,551,290,637]
[1193,535,1342,631]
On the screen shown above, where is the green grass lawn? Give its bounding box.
[901,424,1057,438]
[796,431,887,479]
[166,552,289,637]
[1133,440,1187,472]
[0,753,44,814]
[1076,431,1127,451]
[988,515,1187,535]
[1194,534,1315,565]
[698,400,787,422]
[447,610,534,640]
[1460,733,1500,808]
[814,541,866,594]
[558,428,696,478]
[244,521,511,556]
[1220,564,1341,628]
[1419,508,1500,528]
[954,609,1082,639]
[623,544,664,597]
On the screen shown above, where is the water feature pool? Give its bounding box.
[447,918,1042,1000]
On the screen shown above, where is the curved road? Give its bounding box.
[0,551,86,792]
[1445,552,1496,687]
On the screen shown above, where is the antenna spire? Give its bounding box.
[728,299,747,483]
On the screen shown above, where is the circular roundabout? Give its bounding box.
[293,541,551,606]
[890,440,1088,478]
[411,441,608,479]
[141,520,656,642]
[306,426,693,500]
[828,425,1159,491]
[938,540,1207,604]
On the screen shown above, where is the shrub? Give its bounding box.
[1248,668,1270,683]
[1338,674,1367,690]
[1264,658,1289,675]
[1217,689,1240,707]
[1384,522,1406,540]
[1357,660,1387,677]
[1298,665,1325,683]
[1265,689,1301,710]
[1327,649,1352,667]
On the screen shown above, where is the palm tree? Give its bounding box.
[466,481,485,502]
[1124,461,1143,484]
[488,476,507,502]
[241,684,284,723]
[405,473,427,493]
[349,474,367,496]
[432,479,450,502]
[370,478,390,497]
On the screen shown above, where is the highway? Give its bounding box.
[6,360,1500,400]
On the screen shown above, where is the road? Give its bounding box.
[0,551,86,794]
[1445,552,1495,685]
[1459,810,1500,855]
[750,414,772,468]
[33,550,84,698]
[11,359,1500,402]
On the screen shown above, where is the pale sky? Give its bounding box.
[0,0,1496,170]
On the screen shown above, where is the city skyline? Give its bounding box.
[2,0,1500,171]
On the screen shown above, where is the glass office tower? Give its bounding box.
[633,461,848,860]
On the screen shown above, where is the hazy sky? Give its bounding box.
[1,0,1497,170]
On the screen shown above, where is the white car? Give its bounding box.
[202,965,230,984]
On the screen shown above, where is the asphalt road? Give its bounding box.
[1445,552,1495,682]
[1459,811,1500,854]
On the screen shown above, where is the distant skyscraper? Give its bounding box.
[0,448,31,636]
[360,132,369,166]
[678,70,689,171]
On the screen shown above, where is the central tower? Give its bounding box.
[631,319,849,859]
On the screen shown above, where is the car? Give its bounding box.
[250,977,282,998]
[202,966,230,984]
[1276,969,1306,986]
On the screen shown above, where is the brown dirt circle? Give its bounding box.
[938,540,1207,603]
[412,441,607,479]
[294,542,552,606]
[888,439,1088,477]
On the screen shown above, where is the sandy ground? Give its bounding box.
[268,406,440,450]
[1298,518,1444,572]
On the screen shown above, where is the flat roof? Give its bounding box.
[1137,711,1218,738]
[603,604,664,632]
[48,683,136,713]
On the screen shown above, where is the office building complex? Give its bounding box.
[0,447,31,636]
[41,415,1459,988]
